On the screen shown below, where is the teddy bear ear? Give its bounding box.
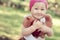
[45,14,52,27]
[45,14,52,21]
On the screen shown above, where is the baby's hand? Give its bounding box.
[33,20,43,29]
[40,26,53,36]
[38,26,51,33]
[39,27,53,38]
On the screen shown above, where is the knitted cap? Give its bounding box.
[29,0,48,11]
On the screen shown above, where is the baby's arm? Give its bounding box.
[22,17,36,36]
[22,16,42,36]
[46,27,53,37]
[41,26,53,36]
[38,25,53,38]
[22,25,36,36]
[39,14,53,37]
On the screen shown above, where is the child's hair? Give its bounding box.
[29,0,48,11]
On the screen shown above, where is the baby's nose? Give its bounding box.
[38,10,41,13]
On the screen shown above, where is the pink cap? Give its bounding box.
[29,0,48,11]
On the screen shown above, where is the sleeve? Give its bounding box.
[45,14,52,28]
[23,16,34,28]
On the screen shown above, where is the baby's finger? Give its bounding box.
[41,34,45,38]
[39,32,45,38]
[33,19,37,24]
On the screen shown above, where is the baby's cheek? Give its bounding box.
[34,10,38,13]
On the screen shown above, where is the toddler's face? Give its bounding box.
[31,2,47,19]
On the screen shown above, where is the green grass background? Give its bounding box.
[0,6,60,40]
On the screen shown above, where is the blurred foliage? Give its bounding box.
[0,0,60,40]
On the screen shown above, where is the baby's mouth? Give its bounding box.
[37,14,43,16]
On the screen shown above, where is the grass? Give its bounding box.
[45,16,60,40]
[0,6,24,40]
[0,6,60,40]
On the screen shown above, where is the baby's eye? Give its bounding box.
[41,9,44,10]
[35,8,38,10]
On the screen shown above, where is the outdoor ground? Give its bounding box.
[0,6,60,40]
